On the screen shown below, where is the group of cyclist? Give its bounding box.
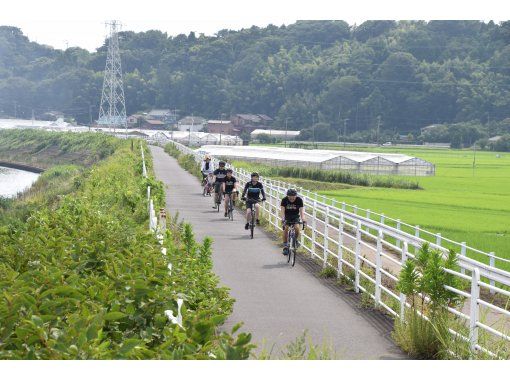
[201,155,306,255]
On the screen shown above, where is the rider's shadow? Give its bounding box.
[262,263,289,269]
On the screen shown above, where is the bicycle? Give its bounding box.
[203,181,212,197]
[214,186,222,212]
[284,221,305,267]
[245,199,261,239]
[224,191,237,221]
[201,174,212,197]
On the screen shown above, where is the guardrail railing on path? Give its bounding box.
[167,140,510,358]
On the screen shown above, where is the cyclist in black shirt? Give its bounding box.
[241,172,266,230]
[221,169,239,217]
[281,189,306,255]
[212,161,227,208]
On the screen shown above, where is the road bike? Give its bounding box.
[201,173,213,197]
[214,186,222,212]
[285,221,305,267]
[224,191,237,221]
[245,199,262,239]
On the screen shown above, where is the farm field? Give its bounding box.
[316,147,510,267]
[250,143,510,267]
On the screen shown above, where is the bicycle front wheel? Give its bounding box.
[290,239,296,267]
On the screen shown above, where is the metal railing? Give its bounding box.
[168,140,510,357]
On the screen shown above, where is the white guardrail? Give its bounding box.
[166,140,510,357]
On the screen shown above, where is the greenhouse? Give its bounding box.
[196,145,435,176]
[149,131,242,146]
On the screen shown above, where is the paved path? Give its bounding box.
[150,146,405,359]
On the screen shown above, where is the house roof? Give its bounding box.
[148,109,174,116]
[145,119,165,125]
[207,120,232,124]
[179,116,206,125]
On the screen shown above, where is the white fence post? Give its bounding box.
[469,268,480,354]
[396,219,401,249]
[460,242,466,275]
[342,202,346,211]
[354,221,361,293]
[337,214,344,278]
[147,186,151,209]
[489,252,496,294]
[311,200,317,258]
[375,230,383,307]
[323,207,330,268]
[399,241,408,321]
[415,225,420,253]
[366,209,371,233]
[353,205,358,215]
[380,213,385,239]
[436,233,442,247]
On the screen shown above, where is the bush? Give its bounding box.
[393,243,462,359]
[0,140,253,359]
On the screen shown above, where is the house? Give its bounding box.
[147,109,178,124]
[127,114,144,128]
[206,120,236,135]
[141,119,166,130]
[177,116,207,132]
[231,114,273,127]
[488,136,502,143]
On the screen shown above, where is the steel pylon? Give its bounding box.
[97,20,127,131]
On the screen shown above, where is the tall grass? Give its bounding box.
[232,161,421,190]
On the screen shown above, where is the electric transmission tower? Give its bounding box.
[98,20,127,131]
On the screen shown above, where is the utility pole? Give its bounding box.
[355,103,359,132]
[284,117,290,148]
[31,109,35,125]
[343,118,349,148]
[98,20,127,134]
[89,105,93,131]
[376,115,382,145]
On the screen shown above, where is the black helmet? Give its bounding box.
[287,189,298,196]
[219,161,226,166]
[226,168,233,173]
[251,172,259,178]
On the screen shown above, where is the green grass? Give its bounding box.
[316,147,510,267]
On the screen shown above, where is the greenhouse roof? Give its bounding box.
[196,145,433,165]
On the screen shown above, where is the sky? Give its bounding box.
[0,0,507,51]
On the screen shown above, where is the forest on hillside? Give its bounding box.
[1,20,510,143]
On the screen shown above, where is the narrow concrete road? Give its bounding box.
[150,146,405,359]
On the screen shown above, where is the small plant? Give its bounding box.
[393,243,463,359]
[319,265,337,279]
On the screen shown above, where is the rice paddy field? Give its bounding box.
[240,143,509,269]
[314,146,510,268]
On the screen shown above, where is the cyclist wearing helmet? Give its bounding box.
[212,161,228,208]
[222,169,239,217]
[281,189,306,255]
[241,172,266,230]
